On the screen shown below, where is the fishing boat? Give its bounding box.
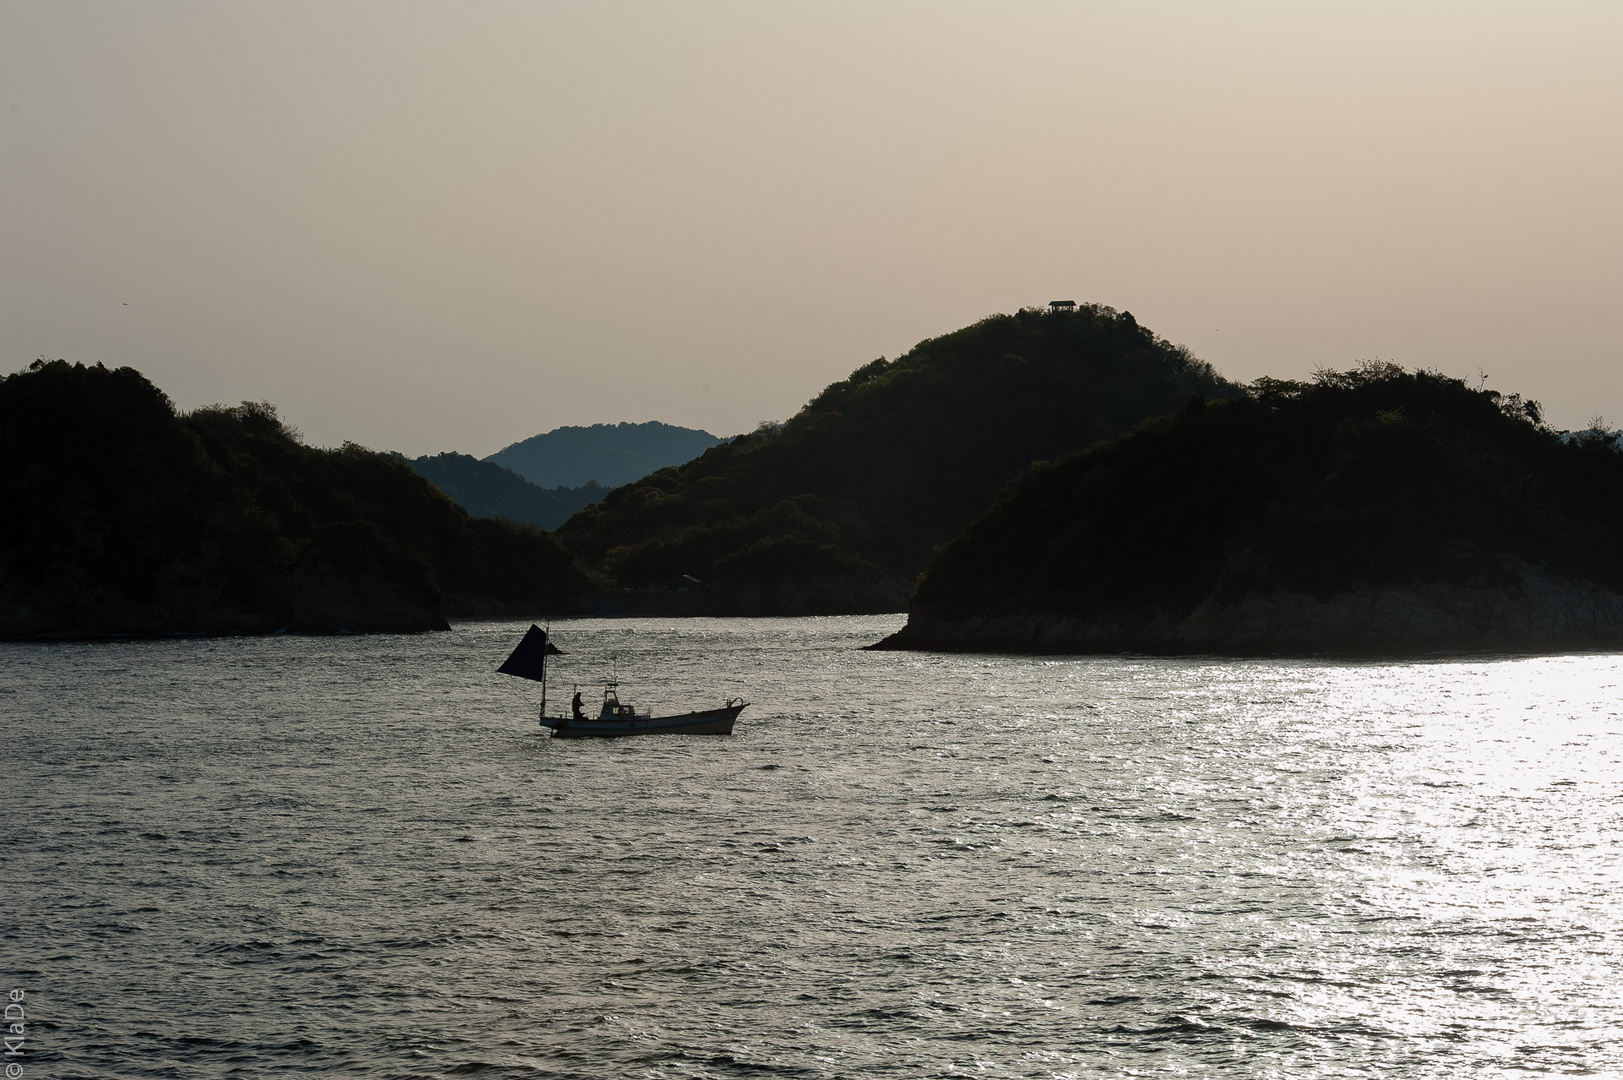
[496,624,748,738]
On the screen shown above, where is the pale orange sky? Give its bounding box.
[3,1,1618,455]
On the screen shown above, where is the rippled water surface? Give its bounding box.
[6,616,1623,1078]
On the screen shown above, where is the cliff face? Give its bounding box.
[875,366,1623,656]
[556,305,1236,614]
[0,361,586,638]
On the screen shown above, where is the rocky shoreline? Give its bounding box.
[871,563,1623,656]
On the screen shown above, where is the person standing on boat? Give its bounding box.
[571,690,584,720]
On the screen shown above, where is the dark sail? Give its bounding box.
[497,624,555,682]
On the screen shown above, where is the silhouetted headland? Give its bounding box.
[0,360,587,638]
[556,304,1236,615]
[873,364,1623,655]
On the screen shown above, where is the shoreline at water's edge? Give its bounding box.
[869,573,1623,658]
[0,622,450,642]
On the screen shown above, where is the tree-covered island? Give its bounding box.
[16,305,1615,649]
[0,360,587,637]
[874,364,1623,655]
[555,305,1235,614]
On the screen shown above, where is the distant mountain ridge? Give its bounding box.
[487,421,723,489]
[405,453,606,531]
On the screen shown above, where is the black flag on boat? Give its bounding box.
[496,624,559,682]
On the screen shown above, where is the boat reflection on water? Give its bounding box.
[496,624,748,738]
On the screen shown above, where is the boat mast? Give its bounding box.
[495,620,558,729]
[539,621,550,720]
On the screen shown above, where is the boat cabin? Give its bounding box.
[599,685,646,720]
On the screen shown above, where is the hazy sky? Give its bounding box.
[4,2,1618,455]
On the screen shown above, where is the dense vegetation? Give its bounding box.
[883,364,1623,653]
[488,421,723,489]
[406,452,606,530]
[0,360,586,637]
[555,305,1235,613]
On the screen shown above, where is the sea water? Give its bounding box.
[4,616,1622,1078]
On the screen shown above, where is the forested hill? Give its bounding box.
[0,361,587,637]
[877,365,1623,655]
[555,305,1236,614]
[487,421,722,489]
[406,452,606,531]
